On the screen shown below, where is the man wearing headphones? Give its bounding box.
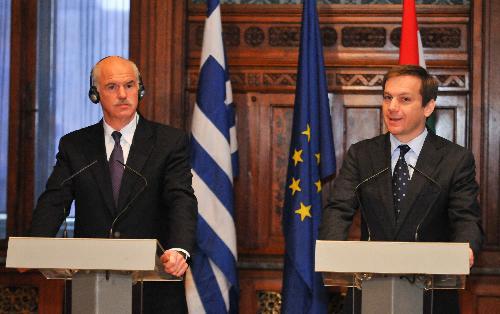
[30,56,198,313]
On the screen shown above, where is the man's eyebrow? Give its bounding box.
[104,80,135,86]
[384,91,412,96]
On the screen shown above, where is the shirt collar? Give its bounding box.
[390,128,428,157]
[103,112,139,145]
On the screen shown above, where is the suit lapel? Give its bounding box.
[116,116,154,211]
[366,134,397,238]
[394,132,443,236]
[374,134,397,228]
[83,121,116,216]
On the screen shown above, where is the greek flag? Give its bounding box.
[186,0,239,313]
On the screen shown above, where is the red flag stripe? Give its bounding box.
[399,0,420,65]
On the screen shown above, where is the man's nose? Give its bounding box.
[117,86,127,98]
[387,98,399,111]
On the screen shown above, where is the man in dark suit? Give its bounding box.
[30,56,197,313]
[319,65,482,314]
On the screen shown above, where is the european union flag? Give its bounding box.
[281,0,336,313]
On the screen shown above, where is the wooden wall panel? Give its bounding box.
[480,0,500,256]
[130,0,188,129]
[345,107,381,147]
[235,93,295,254]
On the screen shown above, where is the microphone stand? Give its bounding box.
[106,161,148,281]
[353,167,390,241]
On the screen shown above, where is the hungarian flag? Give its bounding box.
[399,0,436,130]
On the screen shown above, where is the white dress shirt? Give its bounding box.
[103,113,139,163]
[390,128,428,179]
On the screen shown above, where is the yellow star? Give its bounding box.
[292,149,303,166]
[295,202,312,221]
[315,180,322,193]
[301,124,311,142]
[315,153,321,165]
[289,177,301,196]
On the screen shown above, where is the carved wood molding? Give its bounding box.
[0,286,38,312]
[188,3,470,18]
[188,4,469,67]
[188,23,467,67]
[257,291,282,313]
[187,68,468,92]
[0,270,64,314]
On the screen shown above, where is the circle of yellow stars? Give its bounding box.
[288,123,323,221]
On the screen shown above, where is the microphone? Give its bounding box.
[354,167,390,192]
[408,164,440,187]
[408,164,442,241]
[109,161,148,238]
[60,160,98,186]
[59,160,98,238]
[354,167,390,241]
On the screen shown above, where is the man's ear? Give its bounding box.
[423,99,436,118]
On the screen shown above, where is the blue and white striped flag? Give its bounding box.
[186,0,239,313]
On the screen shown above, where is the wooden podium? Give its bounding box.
[6,237,180,314]
[315,241,470,314]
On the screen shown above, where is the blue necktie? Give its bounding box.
[393,144,411,220]
[110,131,124,206]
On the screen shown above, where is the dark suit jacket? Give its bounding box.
[30,116,198,313]
[319,131,483,314]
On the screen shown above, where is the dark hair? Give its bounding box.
[382,65,438,107]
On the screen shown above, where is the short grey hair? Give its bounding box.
[91,56,140,88]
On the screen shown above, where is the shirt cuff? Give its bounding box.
[169,248,190,259]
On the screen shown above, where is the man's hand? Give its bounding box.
[469,247,474,268]
[160,250,189,277]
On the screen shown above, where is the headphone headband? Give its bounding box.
[88,57,145,104]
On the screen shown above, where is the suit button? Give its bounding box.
[113,231,121,238]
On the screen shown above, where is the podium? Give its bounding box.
[6,237,180,314]
[315,241,470,314]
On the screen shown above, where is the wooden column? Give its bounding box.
[6,0,37,239]
[129,0,188,129]
[474,0,500,268]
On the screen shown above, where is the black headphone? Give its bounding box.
[88,58,146,104]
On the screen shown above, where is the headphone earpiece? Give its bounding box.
[138,75,146,101]
[88,69,146,104]
[88,68,100,104]
[88,85,100,104]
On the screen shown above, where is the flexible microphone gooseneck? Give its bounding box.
[57,159,97,314]
[408,164,442,242]
[60,160,98,186]
[109,160,148,239]
[59,160,98,238]
[354,167,390,241]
